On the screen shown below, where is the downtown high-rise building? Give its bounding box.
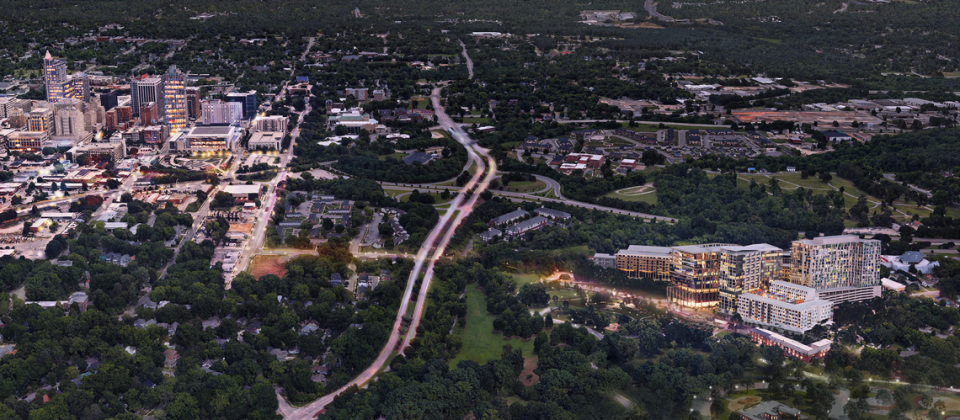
[186,87,202,120]
[163,65,187,133]
[202,100,243,126]
[225,90,257,120]
[131,76,164,118]
[44,51,89,103]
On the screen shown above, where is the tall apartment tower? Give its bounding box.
[789,235,881,303]
[717,244,783,315]
[162,65,187,133]
[668,244,730,308]
[44,51,68,102]
[44,51,89,103]
[131,76,164,118]
[185,87,202,119]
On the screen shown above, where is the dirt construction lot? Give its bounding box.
[248,254,289,280]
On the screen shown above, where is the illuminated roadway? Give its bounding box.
[275,86,495,419]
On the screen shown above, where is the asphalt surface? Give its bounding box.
[277,81,497,419]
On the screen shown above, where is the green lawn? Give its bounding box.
[604,188,658,204]
[378,152,407,161]
[618,122,725,132]
[737,173,834,190]
[513,273,542,287]
[382,188,411,199]
[461,117,491,124]
[411,97,430,109]
[399,191,454,204]
[501,179,546,193]
[450,286,536,368]
[604,136,634,146]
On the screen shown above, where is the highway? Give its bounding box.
[276,83,496,418]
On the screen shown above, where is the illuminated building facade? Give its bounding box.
[749,328,832,362]
[162,66,187,132]
[738,282,832,334]
[44,52,88,103]
[615,245,672,282]
[718,244,783,315]
[44,51,67,102]
[789,235,881,303]
[7,131,49,153]
[172,126,241,151]
[668,244,730,308]
[27,108,55,133]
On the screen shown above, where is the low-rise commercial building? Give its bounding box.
[223,184,262,203]
[172,125,241,151]
[505,215,548,236]
[248,132,284,150]
[67,140,126,163]
[749,328,832,362]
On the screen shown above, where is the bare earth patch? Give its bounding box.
[519,356,540,386]
[729,396,761,412]
[248,254,289,280]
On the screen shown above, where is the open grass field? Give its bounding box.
[500,179,546,193]
[382,188,411,199]
[411,97,430,109]
[399,191,454,205]
[460,117,491,124]
[604,185,658,204]
[737,173,835,190]
[619,122,719,132]
[378,152,407,161]
[450,286,535,368]
[512,273,542,287]
[247,254,288,280]
[604,136,634,146]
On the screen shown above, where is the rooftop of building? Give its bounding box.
[618,245,672,258]
[187,126,236,137]
[795,235,873,246]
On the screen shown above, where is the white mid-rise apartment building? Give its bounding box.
[738,281,832,334]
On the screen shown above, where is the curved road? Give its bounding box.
[644,0,676,21]
[277,83,495,418]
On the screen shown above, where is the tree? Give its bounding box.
[378,222,395,237]
[166,393,199,420]
[710,399,724,419]
[818,172,833,183]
